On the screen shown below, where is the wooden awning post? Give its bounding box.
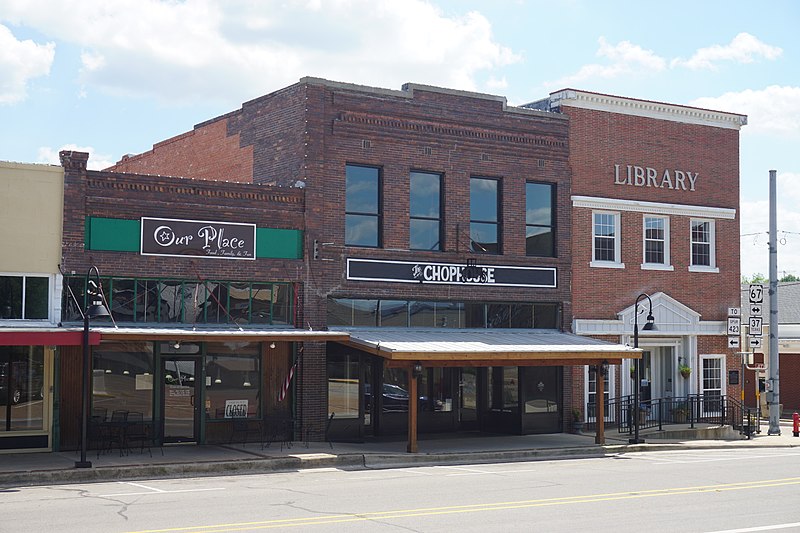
[595,363,605,445]
[407,364,419,453]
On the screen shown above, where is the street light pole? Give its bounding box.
[74,266,109,469]
[630,293,655,444]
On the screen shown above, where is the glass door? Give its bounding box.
[162,357,200,443]
[459,367,477,430]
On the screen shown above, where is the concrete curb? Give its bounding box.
[2,440,799,488]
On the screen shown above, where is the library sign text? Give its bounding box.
[614,164,698,191]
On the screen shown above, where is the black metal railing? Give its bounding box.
[586,394,755,435]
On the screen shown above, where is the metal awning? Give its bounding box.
[341,328,640,366]
[90,326,349,343]
[0,328,100,346]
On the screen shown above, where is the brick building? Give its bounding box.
[526,90,747,427]
[108,78,635,448]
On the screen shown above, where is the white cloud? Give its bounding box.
[544,37,666,88]
[691,86,800,137]
[671,33,782,71]
[0,0,519,105]
[740,171,800,278]
[0,24,54,104]
[37,145,115,171]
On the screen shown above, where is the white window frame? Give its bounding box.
[0,272,53,322]
[689,218,718,273]
[591,210,624,269]
[641,215,673,271]
[700,354,725,417]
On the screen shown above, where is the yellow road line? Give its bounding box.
[125,476,800,533]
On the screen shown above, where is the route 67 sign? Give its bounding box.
[749,284,764,304]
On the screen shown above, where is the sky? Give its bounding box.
[1,0,798,279]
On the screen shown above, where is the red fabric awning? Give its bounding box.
[0,330,101,346]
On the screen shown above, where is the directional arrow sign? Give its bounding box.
[750,304,762,316]
[728,336,740,348]
[749,337,762,348]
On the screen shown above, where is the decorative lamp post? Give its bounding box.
[74,266,110,469]
[629,293,655,445]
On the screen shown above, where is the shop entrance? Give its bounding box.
[162,357,201,443]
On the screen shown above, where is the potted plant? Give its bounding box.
[572,409,584,433]
[672,403,689,423]
[679,363,692,379]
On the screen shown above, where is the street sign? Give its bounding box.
[749,316,763,336]
[728,307,741,317]
[749,284,764,304]
[750,304,762,316]
[728,336,740,348]
[749,337,763,349]
[727,317,741,335]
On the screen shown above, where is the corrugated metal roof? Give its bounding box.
[92,326,349,342]
[342,328,639,362]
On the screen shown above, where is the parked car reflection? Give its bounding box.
[365,383,430,412]
[0,360,44,405]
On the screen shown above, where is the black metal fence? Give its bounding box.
[586,394,754,435]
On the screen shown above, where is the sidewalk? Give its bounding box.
[1,421,798,488]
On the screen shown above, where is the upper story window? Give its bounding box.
[690,219,718,272]
[591,211,623,268]
[409,171,442,251]
[470,177,500,254]
[642,215,672,270]
[345,164,381,247]
[0,275,49,320]
[526,182,555,257]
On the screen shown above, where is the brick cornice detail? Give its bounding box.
[86,178,302,205]
[335,111,566,148]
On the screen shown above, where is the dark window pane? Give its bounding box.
[204,283,227,324]
[525,183,552,225]
[271,284,291,325]
[470,178,498,222]
[534,304,559,329]
[645,241,664,264]
[62,276,85,322]
[380,300,408,327]
[135,280,159,322]
[327,298,353,326]
[526,226,554,257]
[470,222,498,254]
[594,236,615,261]
[182,283,205,324]
[24,277,48,319]
[510,304,533,328]
[487,304,510,328]
[464,303,485,328]
[110,279,137,322]
[410,172,440,218]
[352,299,378,326]
[251,284,273,324]
[435,302,463,328]
[409,301,435,327]
[410,219,441,251]
[205,348,260,420]
[346,214,379,247]
[229,283,250,324]
[0,276,22,319]
[345,165,379,214]
[158,281,185,323]
[92,342,154,420]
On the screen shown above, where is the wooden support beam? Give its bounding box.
[595,364,605,445]
[407,365,419,453]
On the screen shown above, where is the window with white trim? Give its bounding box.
[0,275,49,320]
[690,219,717,271]
[586,366,612,421]
[642,215,672,270]
[591,211,623,268]
[700,354,724,416]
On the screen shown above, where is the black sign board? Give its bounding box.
[346,258,556,288]
[141,217,256,260]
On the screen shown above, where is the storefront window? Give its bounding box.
[205,342,260,420]
[92,342,154,420]
[419,368,453,412]
[0,275,49,320]
[327,353,360,419]
[382,367,410,413]
[0,346,44,431]
[487,366,518,412]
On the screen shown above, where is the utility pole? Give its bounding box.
[767,170,781,435]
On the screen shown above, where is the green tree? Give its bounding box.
[780,273,800,282]
[742,273,768,284]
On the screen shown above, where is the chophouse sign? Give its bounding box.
[141,217,256,260]
[347,258,556,288]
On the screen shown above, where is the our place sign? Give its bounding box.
[141,217,256,260]
[346,258,557,288]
